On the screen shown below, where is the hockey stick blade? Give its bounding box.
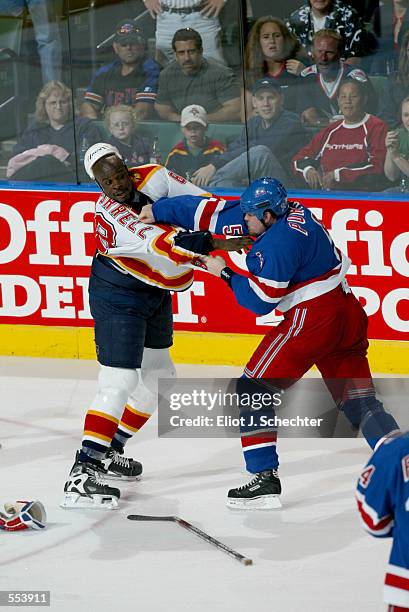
[127,514,253,566]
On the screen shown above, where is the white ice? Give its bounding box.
[0,357,396,612]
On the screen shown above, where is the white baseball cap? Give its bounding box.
[84,142,123,179]
[180,104,207,127]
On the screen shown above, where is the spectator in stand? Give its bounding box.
[81,20,160,121]
[293,79,388,191]
[7,81,101,182]
[384,95,409,186]
[142,0,226,65]
[370,0,409,74]
[104,105,152,167]
[287,0,369,63]
[379,30,409,127]
[243,16,308,115]
[190,78,307,188]
[297,29,371,126]
[165,104,225,179]
[155,28,240,123]
[0,0,62,83]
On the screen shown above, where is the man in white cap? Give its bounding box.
[165,104,225,180]
[61,143,250,510]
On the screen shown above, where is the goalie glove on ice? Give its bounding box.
[0,500,47,532]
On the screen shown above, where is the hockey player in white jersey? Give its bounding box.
[61,143,250,509]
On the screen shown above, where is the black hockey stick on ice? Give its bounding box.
[127,514,253,566]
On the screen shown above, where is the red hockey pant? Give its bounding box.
[241,286,374,471]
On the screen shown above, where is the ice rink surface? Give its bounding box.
[0,357,397,612]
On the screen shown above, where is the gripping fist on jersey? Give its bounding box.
[139,204,154,224]
[199,255,227,276]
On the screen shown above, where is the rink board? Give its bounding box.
[0,324,407,374]
[0,184,408,372]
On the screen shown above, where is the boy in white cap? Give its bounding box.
[166,104,225,180]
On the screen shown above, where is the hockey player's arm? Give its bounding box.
[202,255,288,316]
[174,231,252,254]
[146,194,248,235]
[355,456,395,539]
[150,196,248,235]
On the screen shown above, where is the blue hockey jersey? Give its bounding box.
[153,195,350,315]
[356,432,409,608]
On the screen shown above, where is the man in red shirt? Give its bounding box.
[293,78,388,191]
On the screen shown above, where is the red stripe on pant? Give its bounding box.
[385,574,409,592]
[241,433,277,450]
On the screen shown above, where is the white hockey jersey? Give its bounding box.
[94,164,209,291]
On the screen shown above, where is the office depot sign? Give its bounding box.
[0,188,408,340]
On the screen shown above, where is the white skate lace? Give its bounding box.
[85,464,108,485]
[111,451,131,468]
[237,475,260,491]
[237,470,279,491]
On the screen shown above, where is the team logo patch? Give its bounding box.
[255,251,264,270]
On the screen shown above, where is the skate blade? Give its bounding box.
[60,492,119,510]
[104,472,142,482]
[226,494,282,510]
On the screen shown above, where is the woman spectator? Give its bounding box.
[104,105,152,166]
[379,30,409,127]
[384,95,409,186]
[293,78,388,191]
[7,81,101,182]
[243,16,307,116]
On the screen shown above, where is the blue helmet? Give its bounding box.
[240,178,288,220]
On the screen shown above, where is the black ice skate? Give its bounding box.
[61,454,120,510]
[227,469,282,510]
[102,448,143,481]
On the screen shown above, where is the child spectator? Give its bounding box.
[165,104,225,179]
[104,105,152,166]
[243,16,307,115]
[384,95,409,186]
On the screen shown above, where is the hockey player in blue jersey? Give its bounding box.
[356,432,409,611]
[141,177,400,509]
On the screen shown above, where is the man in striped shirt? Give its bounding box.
[143,0,226,64]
